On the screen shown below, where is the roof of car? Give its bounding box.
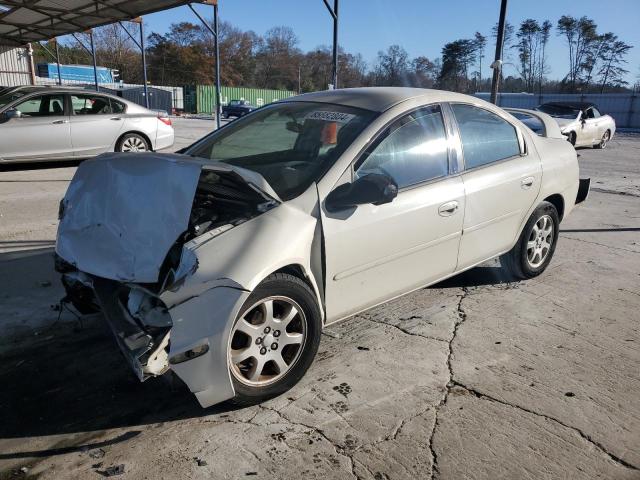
[1,85,122,98]
[541,101,598,110]
[282,87,477,112]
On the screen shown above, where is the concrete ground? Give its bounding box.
[0,123,638,479]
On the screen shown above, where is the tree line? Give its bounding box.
[33,14,634,94]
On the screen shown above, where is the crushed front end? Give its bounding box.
[55,153,278,407]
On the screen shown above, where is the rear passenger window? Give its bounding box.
[452,104,521,169]
[111,99,126,114]
[71,94,112,115]
[356,105,449,189]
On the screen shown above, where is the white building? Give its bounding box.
[0,45,34,87]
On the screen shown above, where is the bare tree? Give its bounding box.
[598,38,633,92]
[474,31,487,86]
[556,15,598,91]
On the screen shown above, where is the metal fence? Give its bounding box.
[475,92,640,129]
[34,76,184,110]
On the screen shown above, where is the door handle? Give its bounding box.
[438,201,459,217]
[521,176,535,189]
[52,119,69,124]
[110,117,122,121]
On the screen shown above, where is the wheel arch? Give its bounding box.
[543,193,565,221]
[264,263,325,322]
[116,130,153,151]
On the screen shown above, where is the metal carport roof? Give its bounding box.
[0,1,197,47]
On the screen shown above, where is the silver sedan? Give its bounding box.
[0,86,174,162]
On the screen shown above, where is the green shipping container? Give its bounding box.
[195,85,296,114]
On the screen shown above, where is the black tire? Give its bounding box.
[222,112,229,119]
[501,201,560,280]
[593,130,610,149]
[116,133,150,152]
[228,273,322,406]
[568,131,576,146]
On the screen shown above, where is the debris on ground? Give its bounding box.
[100,464,125,477]
[89,448,106,459]
[194,457,208,467]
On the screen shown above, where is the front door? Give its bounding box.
[0,93,71,161]
[449,103,542,269]
[321,105,465,322]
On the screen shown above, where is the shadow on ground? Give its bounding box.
[0,259,509,447]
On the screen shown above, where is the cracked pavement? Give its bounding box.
[0,129,639,479]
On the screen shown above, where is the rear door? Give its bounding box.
[0,93,71,161]
[322,104,465,321]
[448,102,541,270]
[68,93,125,156]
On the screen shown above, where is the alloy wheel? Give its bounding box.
[600,131,610,148]
[121,136,148,152]
[526,215,554,268]
[229,296,306,386]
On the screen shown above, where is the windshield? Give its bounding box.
[186,102,377,200]
[0,90,27,109]
[536,104,580,120]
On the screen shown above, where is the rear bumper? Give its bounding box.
[576,178,591,205]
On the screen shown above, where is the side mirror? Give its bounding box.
[325,173,398,212]
[4,108,21,119]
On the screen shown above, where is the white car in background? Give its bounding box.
[0,86,174,163]
[55,87,589,408]
[535,102,616,148]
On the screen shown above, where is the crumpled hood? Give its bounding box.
[56,152,278,283]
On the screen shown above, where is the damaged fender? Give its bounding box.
[165,283,249,407]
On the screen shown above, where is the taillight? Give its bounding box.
[158,114,172,126]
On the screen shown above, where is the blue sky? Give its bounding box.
[143,0,640,84]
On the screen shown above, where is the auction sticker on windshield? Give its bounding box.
[305,111,355,123]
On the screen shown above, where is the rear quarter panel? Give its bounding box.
[529,134,580,220]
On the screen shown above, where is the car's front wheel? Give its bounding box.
[501,201,560,280]
[593,130,610,149]
[228,273,321,406]
[116,133,150,152]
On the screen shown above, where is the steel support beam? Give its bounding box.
[128,17,150,108]
[71,31,99,91]
[322,0,338,89]
[54,38,62,85]
[89,30,99,91]
[490,0,508,105]
[189,1,221,128]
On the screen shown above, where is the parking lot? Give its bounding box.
[0,121,638,479]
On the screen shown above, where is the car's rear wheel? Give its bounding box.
[568,131,576,146]
[594,130,610,149]
[501,201,560,280]
[228,273,321,406]
[116,133,150,152]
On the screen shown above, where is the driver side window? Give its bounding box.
[355,105,449,189]
[14,94,65,117]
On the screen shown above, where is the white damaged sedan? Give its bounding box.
[55,88,590,407]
